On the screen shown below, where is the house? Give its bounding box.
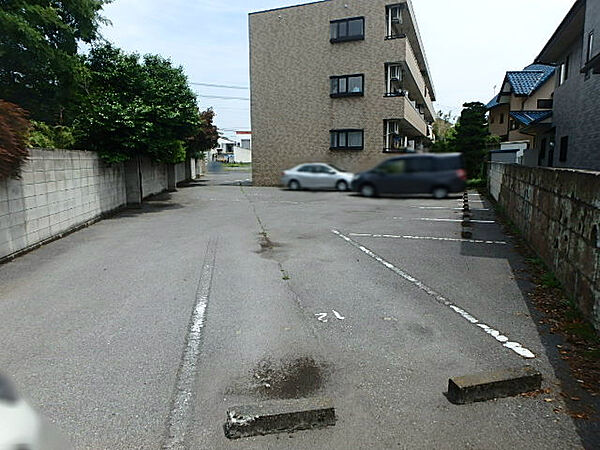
[486,64,556,162]
[235,131,252,151]
[209,136,252,163]
[249,0,436,186]
[532,0,600,170]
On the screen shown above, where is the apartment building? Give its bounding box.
[249,0,436,186]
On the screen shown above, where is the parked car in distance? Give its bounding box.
[281,163,354,191]
[351,153,467,198]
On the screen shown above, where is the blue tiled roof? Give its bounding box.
[486,95,501,110]
[509,110,553,126]
[506,64,556,96]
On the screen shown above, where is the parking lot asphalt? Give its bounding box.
[0,169,587,448]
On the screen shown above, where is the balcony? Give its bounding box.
[384,40,435,122]
[385,4,407,40]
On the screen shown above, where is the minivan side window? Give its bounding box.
[379,159,406,174]
[434,156,462,171]
[406,157,433,172]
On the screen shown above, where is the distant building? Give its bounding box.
[249,0,436,186]
[486,64,556,162]
[235,131,252,150]
[209,136,252,163]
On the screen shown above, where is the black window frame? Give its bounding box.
[330,129,364,150]
[559,136,568,162]
[330,17,365,43]
[586,31,594,63]
[330,74,364,97]
[537,99,553,109]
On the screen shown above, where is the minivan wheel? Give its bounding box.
[360,183,376,197]
[288,180,301,190]
[336,180,348,191]
[432,186,449,199]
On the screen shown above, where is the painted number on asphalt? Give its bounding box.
[315,310,346,323]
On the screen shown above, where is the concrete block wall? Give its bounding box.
[0,149,127,260]
[489,162,600,332]
[140,157,168,198]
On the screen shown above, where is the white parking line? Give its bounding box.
[412,206,490,211]
[164,238,218,448]
[332,230,535,359]
[393,217,496,224]
[349,233,507,245]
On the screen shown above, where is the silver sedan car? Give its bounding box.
[281,163,354,191]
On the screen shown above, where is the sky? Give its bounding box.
[99,0,576,136]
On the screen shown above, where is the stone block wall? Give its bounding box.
[0,149,126,260]
[488,162,600,332]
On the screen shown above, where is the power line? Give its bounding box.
[190,82,249,90]
[198,94,250,101]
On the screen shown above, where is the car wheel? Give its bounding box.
[288,180,301,190]
[360,183,376,197]
[432,186,449,199]
[336,180,348,191]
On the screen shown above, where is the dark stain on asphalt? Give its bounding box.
[226,357,331,400]
[256,232,281,257]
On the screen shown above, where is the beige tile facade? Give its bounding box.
[249,0,435,186]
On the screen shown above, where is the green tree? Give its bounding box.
[0,0,110,123]
[453,102,489,178]
[188,108,219,158]
[431,110,456,153]
[74,44,201,164]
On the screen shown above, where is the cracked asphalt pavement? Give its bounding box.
[0,168,593,449]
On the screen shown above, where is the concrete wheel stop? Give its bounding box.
[447,366,542,404]
[223,397,336,439]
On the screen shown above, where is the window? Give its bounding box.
[330,17,364,43]
[559,136,568,162]
[499,113,504,124]
[240,139,251,149]
[298,165,316,173]
[406,157,434,172]
[330,74,364,97]
[559,56,569,85]
[537,99,553,109]
[587,31,594,63]
[312,165,333,174]
[490,115,495,124]
[330,129,364,150]
[384,119,412,152]
[385,64,405,96]
[378,159,406,174]
[386,4,405,39]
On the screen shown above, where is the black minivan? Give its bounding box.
[351,153,467,198]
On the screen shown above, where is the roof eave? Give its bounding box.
[535,0,586,64]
